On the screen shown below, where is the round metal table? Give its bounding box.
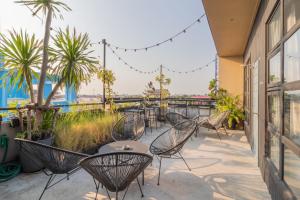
[98,140,148,154]
[98,140,149,185]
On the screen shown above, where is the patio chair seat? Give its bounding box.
[80,152,152,200]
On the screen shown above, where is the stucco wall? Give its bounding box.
[218,56,244,101]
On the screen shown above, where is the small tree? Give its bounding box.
[97,69,116,111]
[155,69,171,120]
[0,30,42,103]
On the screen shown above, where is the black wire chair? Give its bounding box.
[14,138,88,200]
[165,112,189,127]
[149,120,197,185]
[112,115,145,141]
[80,152,153,200]
[195,110,230,140]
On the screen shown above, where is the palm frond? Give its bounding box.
[49,27,98,91]
[15,0,71,19]
[0,30,42,101]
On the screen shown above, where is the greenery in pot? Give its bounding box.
[208,79,245,129]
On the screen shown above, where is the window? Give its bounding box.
[268,7,282,50]
[270,135,280,169]
[284,147,300,198]
[284,90,300,146]
[284,0,300,33]
[269,52,281,84]
[268,95,281,131]
[266,1,300,198]
[284,29,300,83]
[268,94,281,169]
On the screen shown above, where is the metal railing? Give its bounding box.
[0,97,215,121]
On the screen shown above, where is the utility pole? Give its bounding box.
[102,39,106,110]
[159,65,163,106]
[214,54,218,90]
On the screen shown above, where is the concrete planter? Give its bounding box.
[20,136,54,173]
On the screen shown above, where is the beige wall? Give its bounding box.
[218,56,244,101]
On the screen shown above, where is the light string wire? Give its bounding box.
[108,45,160,74]
[106,14,206,52]
[108,44,215,75]
[162,59,216,74]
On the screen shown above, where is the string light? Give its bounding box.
[109,44,215,75]
[106,14,206,53]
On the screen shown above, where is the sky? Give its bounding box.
[0,0,216,96]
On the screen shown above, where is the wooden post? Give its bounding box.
[26,108,32,140]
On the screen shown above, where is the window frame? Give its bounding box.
[266,0,300,197]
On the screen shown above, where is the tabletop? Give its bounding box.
[98,140,148,155]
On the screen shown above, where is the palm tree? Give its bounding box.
[0,30,42,103]
[45,27,98,106]
[15,0,71,106]
[97,69,116,109]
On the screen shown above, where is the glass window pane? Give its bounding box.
[268,95,281,130]
[284,29,300,83]
[284,90,300,146]
[269,52,281,84]
[284,0,300,33]
[269,7,282,50]
[270,134,280,169]
[284,147,300,198]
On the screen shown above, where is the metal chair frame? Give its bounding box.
[15,138,88,200]
[149,120,197,185]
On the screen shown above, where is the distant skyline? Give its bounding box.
[0,0,216,95]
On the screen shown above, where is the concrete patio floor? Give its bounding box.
[0,125,271,200]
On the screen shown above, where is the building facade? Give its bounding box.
[203,0,300,199]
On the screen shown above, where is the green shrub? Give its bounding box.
[208,79,244,129]
[54,111,120,152]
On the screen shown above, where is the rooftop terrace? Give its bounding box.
[0,125,271,200]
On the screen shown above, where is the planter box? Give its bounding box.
[0,122,20,163]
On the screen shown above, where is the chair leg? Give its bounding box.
[105,188,112,200]
[93,178,100,200]
[178,152,191,171]
[157,157,162,185]
[39,174,55,200]
[223,125,228,135]
[121,186,129,200]
[216,130,222,140]
[136,177,144,197]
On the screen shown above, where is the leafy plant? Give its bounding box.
[216,95,245,128]
[0,30,42,103]
[208,79,244,129]
[46,27,98,106]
